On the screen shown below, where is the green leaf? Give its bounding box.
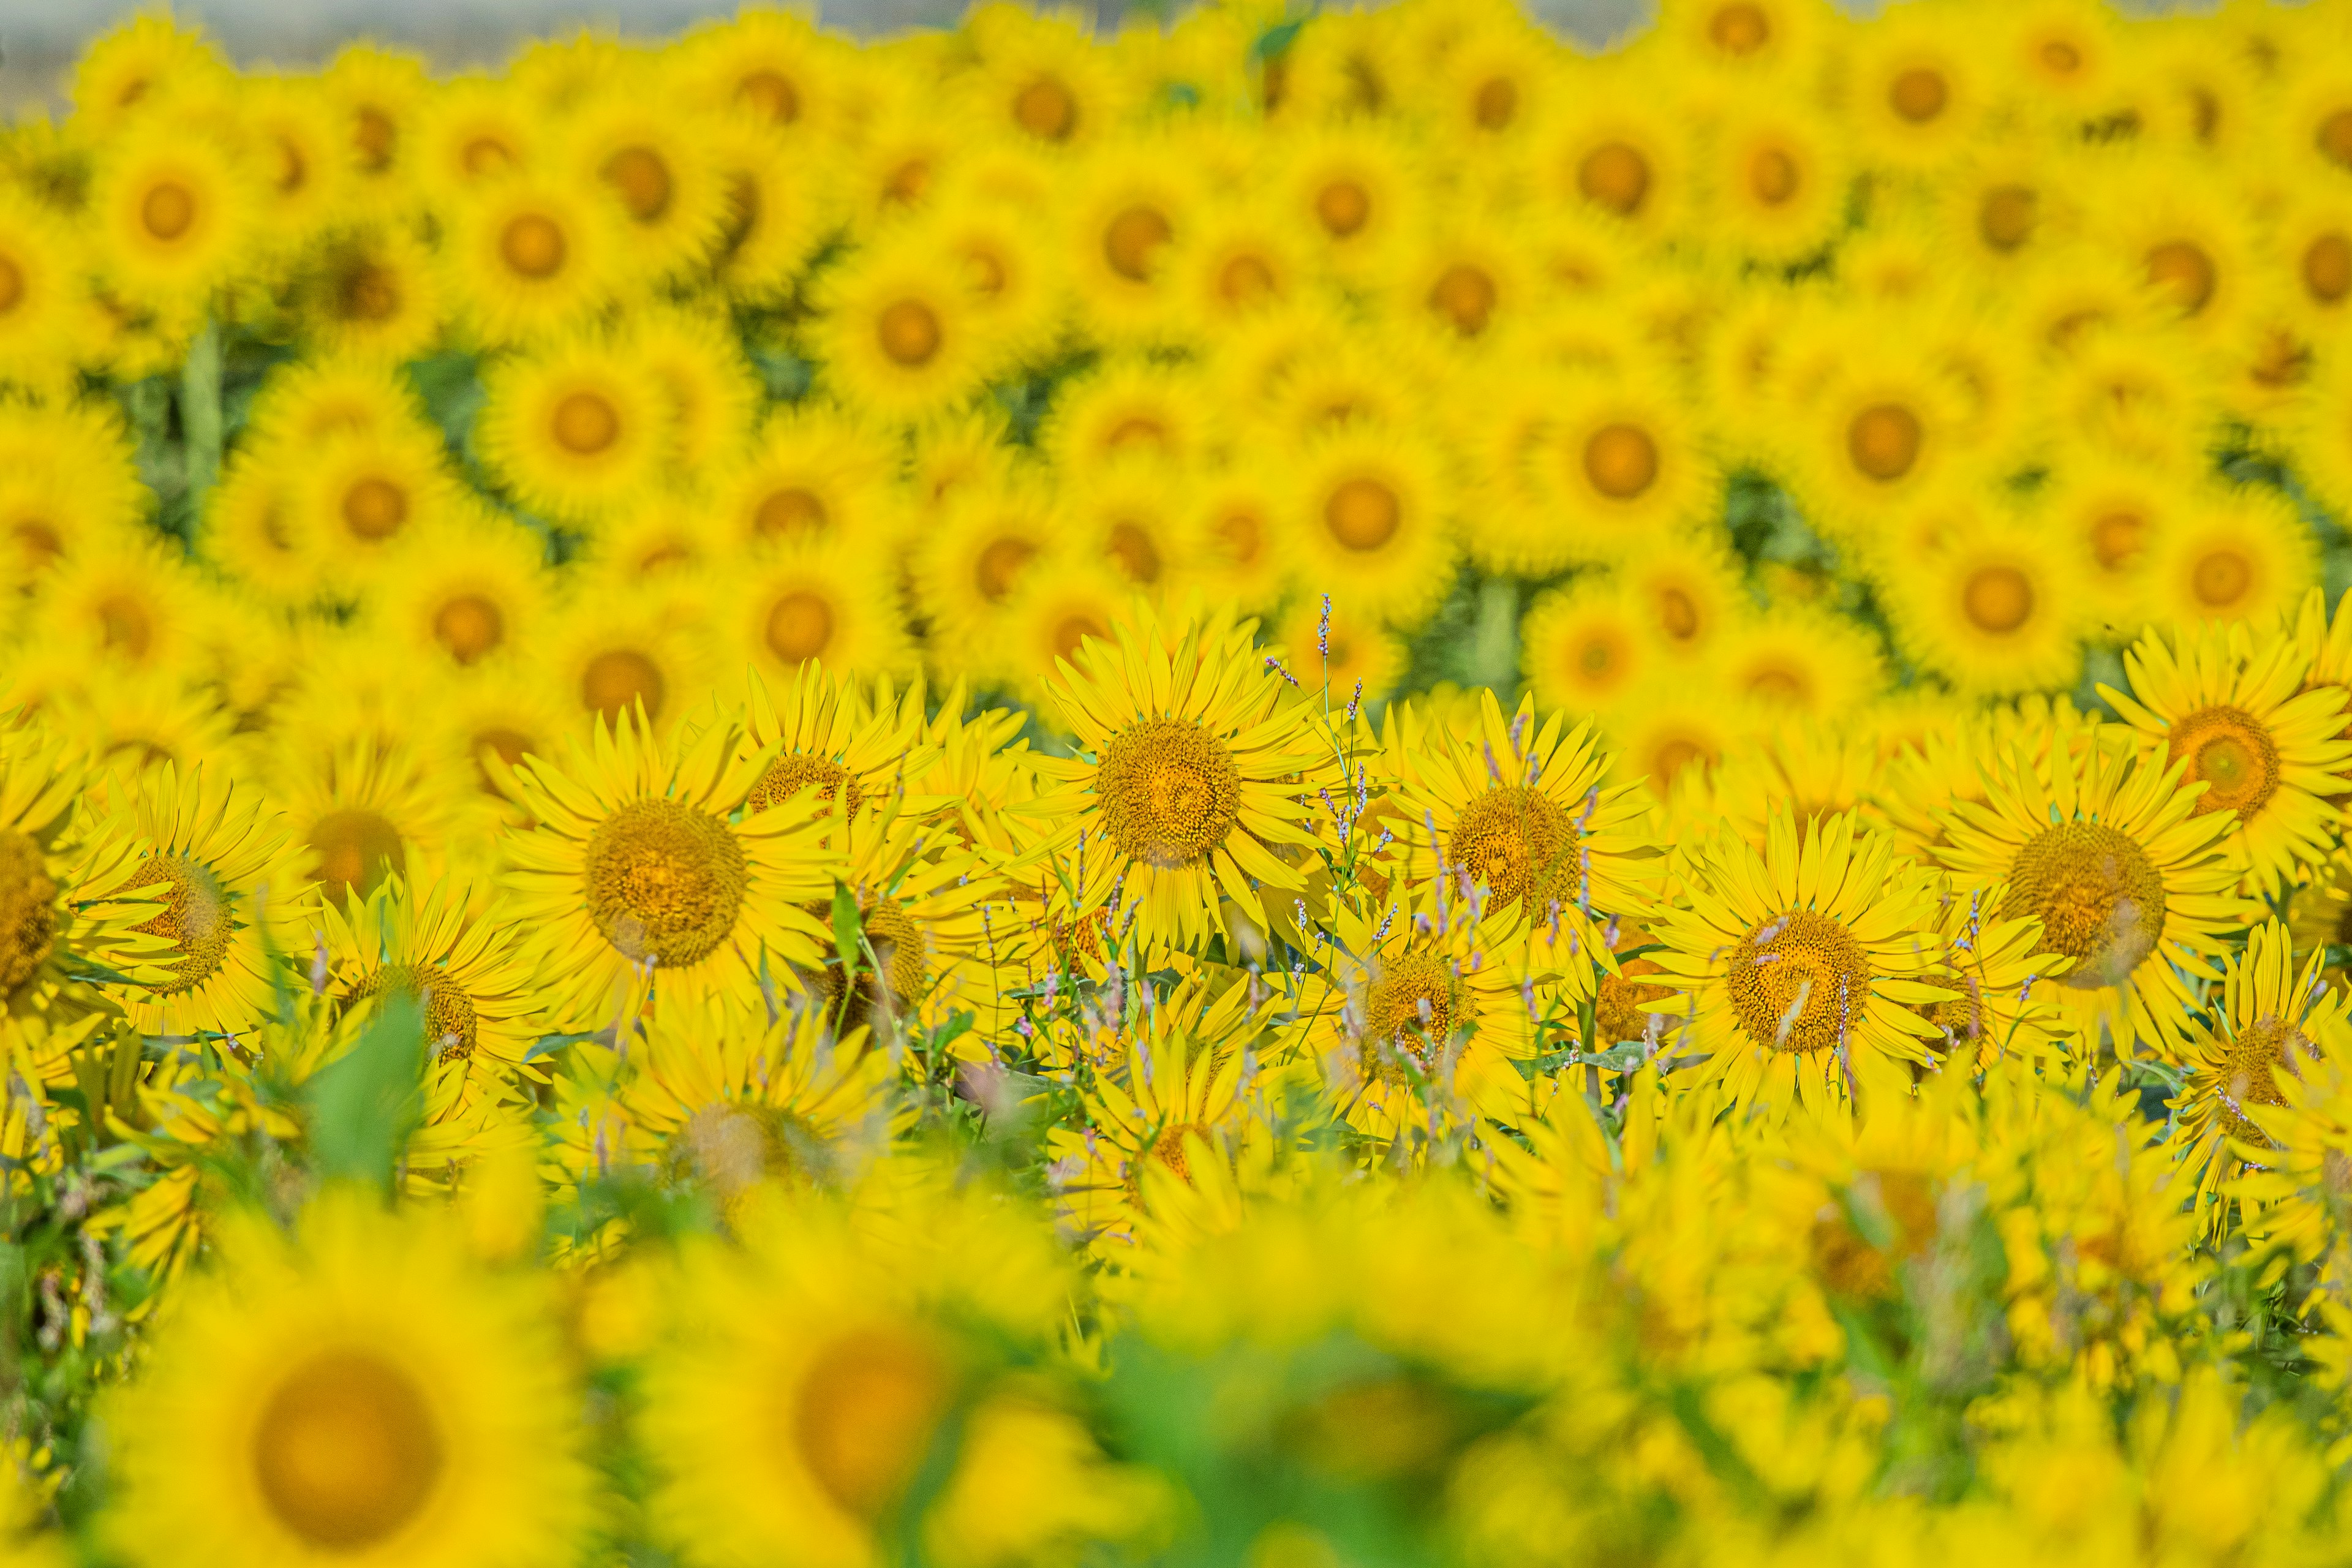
[831,881,865,1034]
[306,992,426,1191]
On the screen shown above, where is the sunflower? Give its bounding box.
[560,91,730,281]
[26,535,213,678]
[1031,605,1338,952]
[1518,581,1655,720]
[673,7,858,150]
[1714,606,1888,724]
[1060,140,1200,342]
[718,536,918,684]
[1394,208,1534,348]
[292,225,443,364]
[993,553,1145,709]
[1920,878,2069,1069]
[1183,459,1294,614]
[422,663,578,829]
[1642,809,1953,1114]
[364,511,552,672]
[1385,687,1656,984]
[729,662,940,827]
[1658,0,1825,90]
[2100,619,2352,894]
[2144,477,2315,628]
[438,173,625,347]
[2032,451,2189,633]
[1171,192,1307,333]
[476,330,668,526]
[1535,69,1692,240]
[71,12,230,134]
[500,707,838,1028]
[410,75,539,202]
[102,1191,591,1568]
[1787,311,1979,532]
[1704,99,1850,264]
[1040,356,1220,483]
[701,116,826,306]
[1935,725,2250,1059]
[315,871,545,1077]
[0,404,144,589]
[1282,420,1458,628]
[1524,360,1714,565]
[96,763,309,1042]
[241,354,425,450]
[0,189,83,379]
[908,470,1067,669]
[282,419,462,592]
[319,43,432,219]
[810,227,1005,425]
[2179,919,2350,1215]
[1879,514,2088,698]
[713,406,903,553]
[1845,3,1989,172]
[611,997,902,1207]
[258,733,486,907]
[1279,123,1423,282]
[1602,680,1735,798]
[88,111,259,309]
[537,568,718,734]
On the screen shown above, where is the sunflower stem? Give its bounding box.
[179,315,223,539]
[1470,575,1518,693]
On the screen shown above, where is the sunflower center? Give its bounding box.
[1595,951,1671,1047]
[2001,821,2166,989]
[140,181,195,241]
[432,594,503,663]
[2303,233,2351,304]
[974,537,1036,602]
[1147,1121,1210,1186]
[1657,587,1700,640]
[583,648,665,723]
[1725,908,1870,1055]
[1961,565,2034,633]
[603,145,673,222]
[1096,718,1240,870]
[309,809,402,906]
[755,486,827,538]
[2089,509,2146,569]
[1583,423,1658,499]
[354,108,398,171]
[342,476,407,540]
[552,391,620,456]
[126,853,234,994]
[2322,109,2352,170]
[1474,77,1517,130]
[252,1350,443,1551]
[1749,147,1799,205]
[1362,950,1468,1079]
[1847,402,1921,481]
[499,213,567,278]
[800,894,925,1030]
[1449,786,1578,911]
[1218,254,1277,304]
[350,962,478,1061]
[1214,507,1263,564]
[1428,263,1496,335]
[2192,546,2252,608]
[2146,240,2215,315]
[0,832,58,993]
[0,258,21,315]
[1709,2,1770,53]
[582,799,746,967]
[1324,477,1400,551]
[737,69,800,124]
[1103,205,1172,281]
[460,136,513,176]
[1578,142,1649,215]
[1012,76,1077,140]
[2166,704,2280,820]
[335,262,399,323]
[2219,1016,2306,1138]
[876,300,940,368]
[2041,37,2081,74]
[792,1327,953,1518]
[764,590,835,663]
[1890,67,1948,123]
[747,752,862,817]
[1977,185,2037,251]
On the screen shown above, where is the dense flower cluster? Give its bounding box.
[4,0,2352,1563]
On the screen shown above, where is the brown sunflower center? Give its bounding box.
[0,831,57,993]
[755,486,826,538]
[1583,423,1658,499]
[350,962,478,1061]
[1448,786,1579,911]
[1962,564,2034,633]
[499,213,566,278]
[1890,67,1948,124]
[1725,908,1870,1055]
[1428,263,1496,335]
[254,1350,443,1550]
[1145,1121,1210,1186]
[1324,477,1400,551]
[126,853,234,994]
[2166,704,2280,820]
[1709,2,1770,53]
[1315,179,1371,238]
[1102,205,1172,282]
[1578,142,1649,215]
[552,391,620,456]
[799,894,925,1031]
[2146,240,2215,315]
[2217,1016,2307,1141]
[0,258,22,315]
[2089,509,2146,570]
[583,649,665,723]
[1362,949,1469,1080]
[140,181,195,241]
[974,537,1036,602]
[764,590,835,664]
[1847,402,1922,481]
[1977,184,2037,252]
[1218,254,1277,305]
[1749,147,1799,205]
[2309,233,2352,305]
[2001,821,2166,989]
[2321,109,2352,171]
[334,261,399,323]
[793,1327,954,1518]
[748,752,864,818]
[876,300,941,368]
[1096,718,1240,869]
[309,809,402,906]
[1474,77,1518,130]
[342,476,407,541]
[582,799,746,967]
[603,145,672,222]
[2192,545,2253,609]
[1012,76,1077,141]
[1657,586,1701,640]
[432,594,503,663]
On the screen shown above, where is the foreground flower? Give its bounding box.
[1644,809,1952,1114]
[104,1191,591,1568]
[1035,603,1336,951]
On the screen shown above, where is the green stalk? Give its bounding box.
[1470,575,1519,693]
[179,315,223,537]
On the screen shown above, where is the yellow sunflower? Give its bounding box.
[438,173,625,347]
[315,872,546,1077]
[712,406,903,554]
[625,305,762,481]
[810,228,1005,425]
[2143,477,2315,629]
[475,330,668,526]
[728,662,941,827]
[1921,878,2070,1069]
[2179,919,2350,1215]
[1877,514,2089,698]
[1642,809,1953,1115]
[88,112,259,309]
[257,733,484,907]
[284,419,464,591]
[364,510,552,672]
[2100,619,2352,893]
[1281,420,1458,628]
[292,225,443,365]
[499,709,839,1028]
[102,1191,591,1568]
[720,537,918,685]
[538,567,719,735]
[1935,725,2250,1059]
[559,91,731,281]
[1032,604,1339,953]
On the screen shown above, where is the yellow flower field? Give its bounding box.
[4,0,2352,1561]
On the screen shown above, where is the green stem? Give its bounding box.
[179,316,222,537]
[1471,575,1519,694]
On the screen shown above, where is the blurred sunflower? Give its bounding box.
[439,173,625,346]
[2179,920,2350,1213]
[1879,515,2089,698]
[1283,420,1458,628]
[317,872,545,1073]
[719,537,918,685]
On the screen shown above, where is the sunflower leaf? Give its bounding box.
[306,992,426,1193]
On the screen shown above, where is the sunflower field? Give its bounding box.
[10,0,2352,1561]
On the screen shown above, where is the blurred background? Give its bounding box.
[0,0,1651,113]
